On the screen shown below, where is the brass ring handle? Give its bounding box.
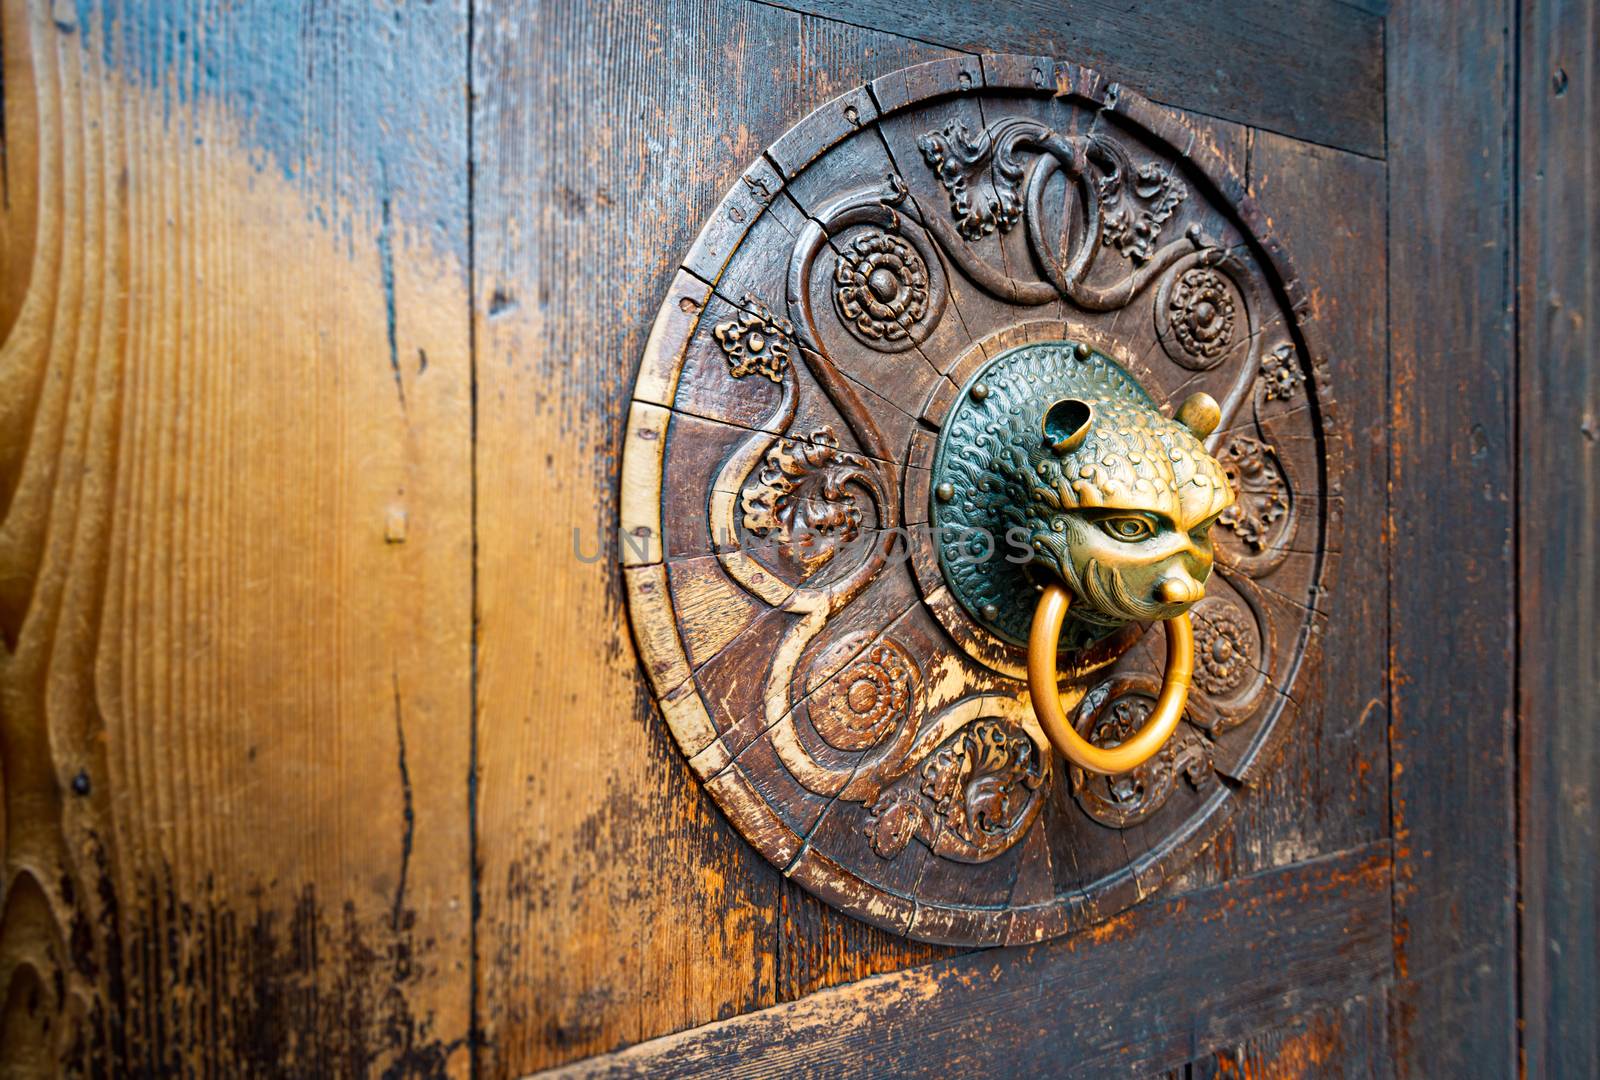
[1026,583,1195,775]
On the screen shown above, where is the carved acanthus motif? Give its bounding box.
[865,790,927,859]
[1168,267,1238,362]
[1216,435,1290,552]
[1091,135,1187,263]
[833,230,930,344]
[1261,343,1304,401]
[921,719,1042,846]
[715,295,793,382]
[866,717,1044,861]
[1070,684,1215,829]
[916,122,1189,268]
[916,120,1026,240]
[741,428,870,572]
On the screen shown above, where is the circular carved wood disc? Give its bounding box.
[623,55,1338,946]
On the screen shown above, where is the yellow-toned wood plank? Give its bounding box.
[470,3,794,1072]
[0,4,471,1072]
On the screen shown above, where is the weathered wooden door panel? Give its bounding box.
[0,1,1586,1077]
[467,9,1391,1074]
[501,30,1392,1076]
[1386,3,1521,1075]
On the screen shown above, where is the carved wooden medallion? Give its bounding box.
[623,56,1338,945]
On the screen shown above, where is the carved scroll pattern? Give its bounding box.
[1069,677,1217,829]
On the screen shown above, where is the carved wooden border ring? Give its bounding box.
[622,55,1340,945]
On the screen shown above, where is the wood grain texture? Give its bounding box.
[1189,992,1392,1079]
[7,0,1591,1074]
[538,844,1393,1080]
[1516,0,1599,1075]
[469,6,955,1074]
[1385,0,1519,1073]
[751,0,1385,157]
[0,2,473,1072]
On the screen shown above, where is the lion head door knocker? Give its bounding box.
[624,56,1335,945]
[930,343,1233,776]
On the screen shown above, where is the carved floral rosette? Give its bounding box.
[621,55,1338,946]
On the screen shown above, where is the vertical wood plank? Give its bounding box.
[0,3,473,1072]
[1517,0,1599,1075]
[1386,1,1519,1073]
[1247,130,1390,865]
[470,5,793,1075]
[470,2,964,1070]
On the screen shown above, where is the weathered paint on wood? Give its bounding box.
[1189,992,1392,1079]
[0,1,474,1073]
[536,845,1392,1079]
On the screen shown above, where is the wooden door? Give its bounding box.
[0,1,1592,1077]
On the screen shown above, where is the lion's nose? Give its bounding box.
[1156,574,1204,605]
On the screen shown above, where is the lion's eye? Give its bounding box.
[1099,515,1156,542]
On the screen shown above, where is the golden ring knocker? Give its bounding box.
[1026,583,1195,776]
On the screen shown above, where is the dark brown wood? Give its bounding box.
[751,0,1385,158]
[1517,0,1599,1076]
[541,844,1392,1079]
[1189,992,1392,1079]
[1386,0,1520,1074]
